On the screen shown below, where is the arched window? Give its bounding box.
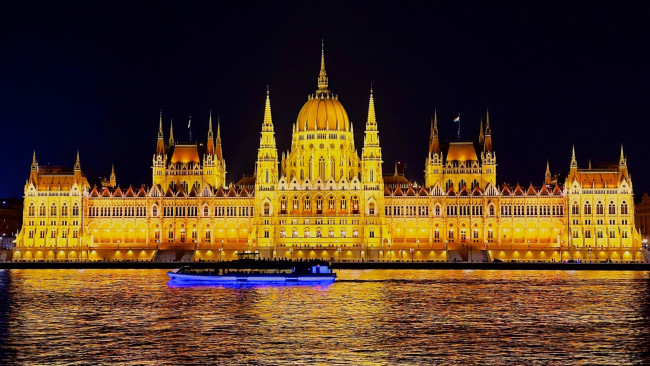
[328,228,334,238]
[458,179,466,191]
[369,202,375,215]
[28,203,35,216]
[369,168,374,182]
[608,201,616,215]
[572,228,579,238]
[300,169,304,180]
[596,201,603,215]
[471,179,479,190]
[318,157,325,179]
[293,196,299,210]
[489,204,495,216]
[304,228,310,238]
[329,196,335,209]
[50,204,57,216]
[316,228,322,238]
[265,169,269,183]
[280,229,286,238]
[340,196,347,210]
[340,229,347,238]
[571,202,579,215]
[446,180,453,191]
[72,203,79,216]
[316,196,323,212]
[621,202,628,215]
[304,196,311,211]
[61,203,68,216]
[292,229,298,238]
[264,202,270,215]
[352,229,359,238]
[203,205,209,217]
[435,204,441,216]
[152,205,158,217]
[351,196,359,213]
[583,201,591,215]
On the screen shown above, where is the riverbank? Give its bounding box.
[1,261,650,271]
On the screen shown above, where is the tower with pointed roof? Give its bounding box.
[424,111,443,188]
[254,87,280,249]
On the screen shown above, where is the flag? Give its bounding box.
[187,115,192,128]
[453,114,460,123]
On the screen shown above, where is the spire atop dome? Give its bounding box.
[317,39,329,95]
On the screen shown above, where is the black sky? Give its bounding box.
[1,2,649,198]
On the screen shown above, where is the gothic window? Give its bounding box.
[203,205,209,217]
[292,229,298,238]
[264,202,270,215]
[293,196,299,210]
[304,196,311,211]
[584,230,591,239]
[446,180,453,191]
[369,202,375,215]
[471,179,479,190]
[329,196,335,210]
[61,203,68,216]
[280,196,287,212]
[621,202,628,215]
[319,157,325,179]
[609,201,616,215]
[489,204,495,216]
[340,196,347,210]
[304,228,310,238]
[340,229,347,238]
[300,170,304,180]
[583,201,591,215]
[28,203,35,216]
[351,196,359,213]
[458,179,466,191]
[435,204,441,216]
[152,205,158,217]
[181,181,188,192]
[572,229,579,238]
[622,230,628,239]
[597,229,603,239]
[328,228,334,238]
[280,229,286,238]
[316,196,323,212]
[369,168,374,182]
[571,202,579,215]
[596,201,603,215]
[50,204,57,216]
[353,229,359,238]
[609,229,616,238]
[448,229,454,239]
[316,228,322,238]
[264,229,270,238]
[265,169,269,183]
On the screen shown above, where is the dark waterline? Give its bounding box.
[0,269,649,365]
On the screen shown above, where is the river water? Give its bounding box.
[0,269,648,365]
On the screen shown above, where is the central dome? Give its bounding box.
[295,42,350,132]
[296,95,349,131]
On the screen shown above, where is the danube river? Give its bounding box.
[0,269,648,365]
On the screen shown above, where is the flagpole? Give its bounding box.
[457,113,461,141]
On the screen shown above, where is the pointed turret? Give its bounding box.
[263,85,274,132]
[428,110,440,154]
[366,87,377,129]
[256,87,279,187]
[316,39,329,96]
[362,87,383,185]
[619,144,626,166]
[484,108,493,152]
[31,150,38,171]
[156,110,165,154]
[206,110,215,155]
[619,144,629,179]
[545,160,551,185]
[110,164,116,188]
[169,119,175,146]
[478,118,484,144]
[570,145,577,168]
[74,150,81,171]
[215,117,223,161]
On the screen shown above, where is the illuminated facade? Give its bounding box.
[14,47,643,262]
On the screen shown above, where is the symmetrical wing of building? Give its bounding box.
[14,47,643,262]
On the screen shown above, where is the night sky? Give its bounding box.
[1,3,649,198]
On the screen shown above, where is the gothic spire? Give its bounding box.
[317,39,329,95]
[429,110,440,154]
[263,85,274,131]
[545,160,551,184]
[156,110,165,155]
[215,117,223,161]
[479,118,484,144]
[206,110,215,155]
[366,87,377,128]
[158,109,163,138]
[31,150,37,170]
[485,108,491,135]
[169,119,175,146]
[570,145,577,168]
[620,144,626,166]
[74,150,81,171]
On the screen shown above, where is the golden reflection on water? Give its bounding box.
[0,269,649,365]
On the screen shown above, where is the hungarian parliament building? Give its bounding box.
[14,48,642,262]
